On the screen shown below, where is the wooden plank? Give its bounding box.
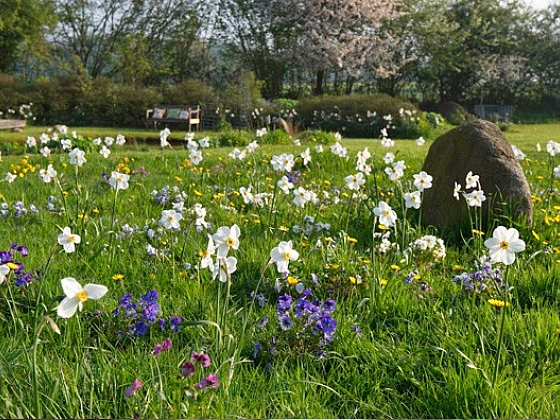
[0,120,26,130]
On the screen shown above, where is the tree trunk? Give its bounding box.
[314,69,325,95]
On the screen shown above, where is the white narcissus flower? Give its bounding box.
[413,171,433,192]
[200,235,216,270]
[57,277,108,318]
[58,226,81,253]
[212,224,240,258]
[108,171,130,191]
[453,182,462,201]
[345,172,366,191]
[484,226,525,265]
[0,264,10,283]
[465,171,480,189]
[270,240,299,273]
[159,209,183,230]
[464,190,486,207]
[373,201,398,227]
[212,256,238,282]
[39,164,57,183]
[404,191,422,209]
[301,148,311,165]
[99,145,111,158]
[277,176,294,194]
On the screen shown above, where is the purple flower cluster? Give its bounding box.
[454,261,503,294]
[112,290,182,337]
[0,202,40,218]
[0,243,34,287]
[276,289,338,346]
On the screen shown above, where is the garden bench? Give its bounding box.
[0,119,26,131]
[146,105,201,132]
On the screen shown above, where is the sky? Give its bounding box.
[522,0,556,9]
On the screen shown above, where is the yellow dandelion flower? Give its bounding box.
[390,264,400,271]
[287,276,298,286]
[488,298,509,308]
[331,263,340,270]
[454,264,464,271]
[193,190,203,197]
[349,276,362,285]
[112,274,125,282]
[380,279,388,287]
[347,237,358,244]
[174,176,182,182]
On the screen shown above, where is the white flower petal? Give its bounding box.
[83,284,108,300]
[57,296,79,318]
[61,277,82,297]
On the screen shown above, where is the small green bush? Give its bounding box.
[215,129,252,147]
[260,129,292,145]
[300,129,336,145]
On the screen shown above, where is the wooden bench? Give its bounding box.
[0,119,26,131]
[146,105,201,132]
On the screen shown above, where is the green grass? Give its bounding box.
[0,124,560,418]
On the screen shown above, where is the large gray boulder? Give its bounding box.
[421,120,532,230]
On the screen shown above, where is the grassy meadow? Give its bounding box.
[0,123,560,418]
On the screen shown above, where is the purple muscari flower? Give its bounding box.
[101,173,109,179]
[255,293,268,307]
[252,342,262,359]
[287,170,300,183]
[132,321,148,337]
[316,315,337,341]
[15,273,33,287]
[170,317,182,332]
[257,316,269,328]
[311,273,319,285]
[295,299,314,317]
[140,290,159,306]
[182,361,195,377]
[120,294,134,309]
[322,299,336,313]
[279,315,292,331]
[143,304,159,322]
[13,262,24,275]
[192,352,211,368]
[300,288,313,299]
[29,204,39,214]
[195,374,220,390]
[0,251,12,263]
[350,325,363,338]
[16,245,28,257]
[277,294,292,315]
[158,318,166,330]
[124,378,142,398]
[152,337,172,357]
[404,271,417,285]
